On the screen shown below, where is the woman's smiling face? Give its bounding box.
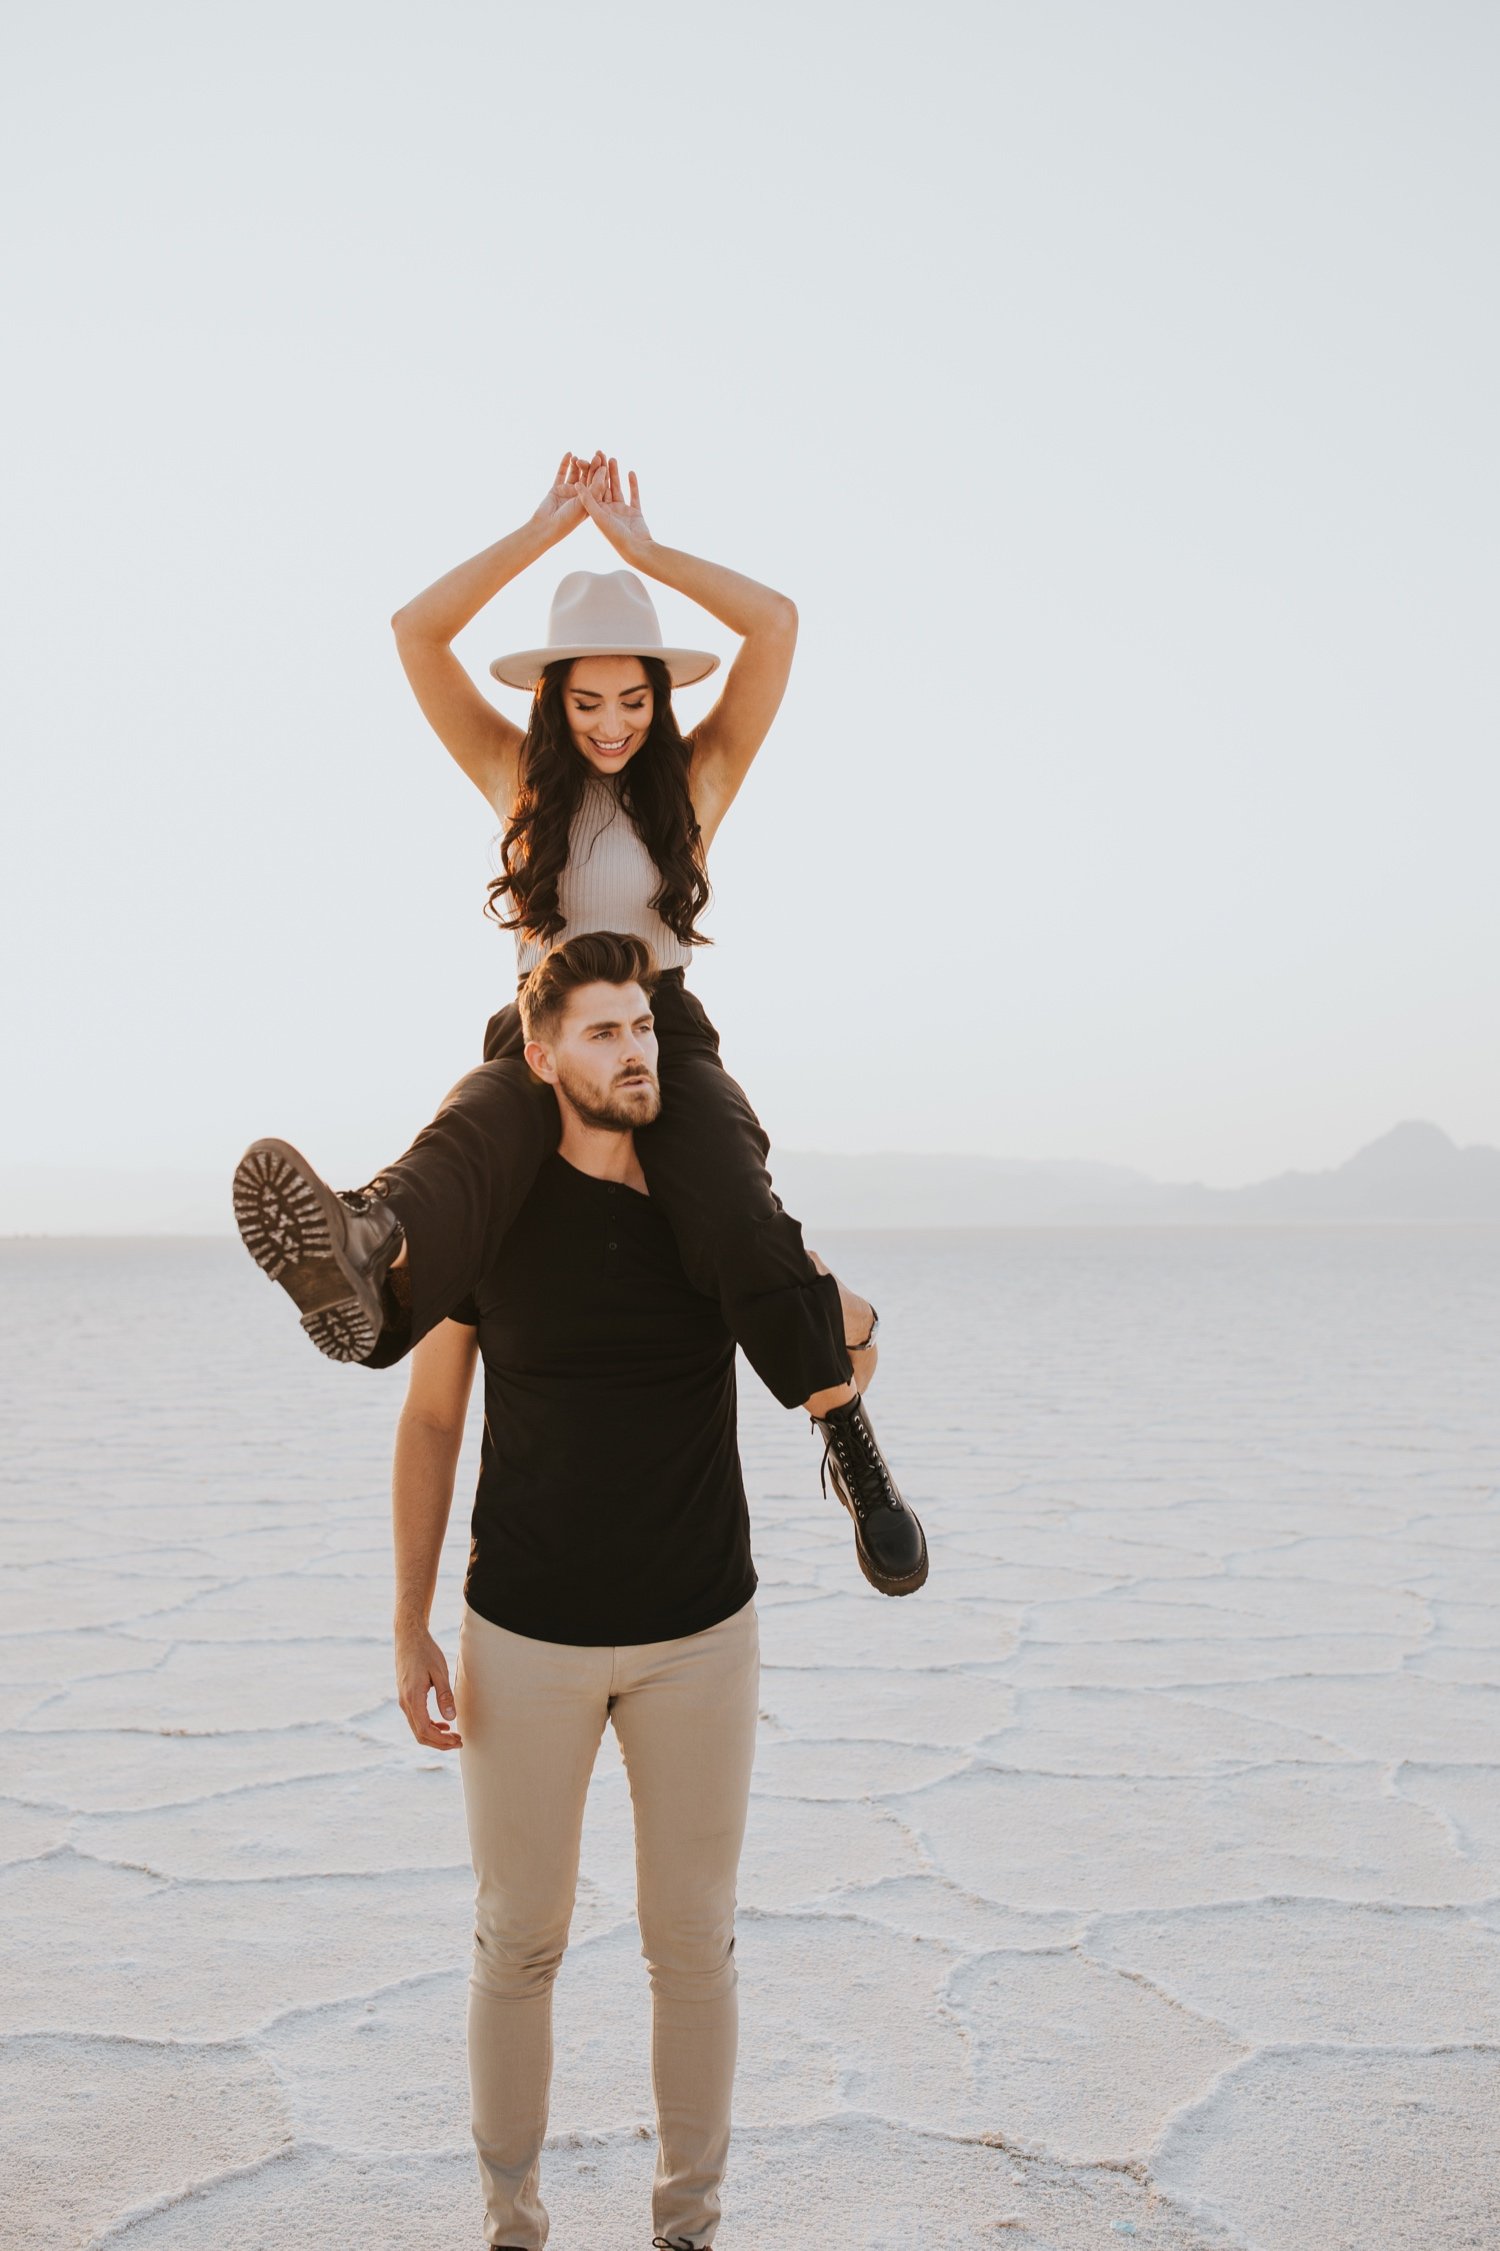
[563,655,654,776]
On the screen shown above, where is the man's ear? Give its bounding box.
[523,1038,558,1084]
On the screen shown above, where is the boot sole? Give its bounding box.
[232,1139,379,1364]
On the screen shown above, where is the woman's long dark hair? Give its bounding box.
[485,655,711,948]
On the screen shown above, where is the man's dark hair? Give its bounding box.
[519,930,659,1045]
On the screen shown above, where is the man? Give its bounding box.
[232,952,927,1599]
[388,933,925,2250]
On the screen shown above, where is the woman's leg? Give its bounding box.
[371,1046,558,1351]
[640,981,928,1597]
[637,985,851,1410]
[455,1604,612,2250]
[610,1601,761,2251]
[233,998,559,1367]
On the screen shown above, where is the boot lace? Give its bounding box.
[819,1403,896,1523]
[339,1173,392,1215]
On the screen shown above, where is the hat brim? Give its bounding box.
[489,644,721,691]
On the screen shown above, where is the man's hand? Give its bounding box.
[395,1619,463,1750]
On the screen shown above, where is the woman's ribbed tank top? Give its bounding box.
[512,772,696,977]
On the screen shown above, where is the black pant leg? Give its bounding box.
[637,984,852,1409]
[370,1000,559,1359]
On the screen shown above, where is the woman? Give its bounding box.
[233,452,927,1596]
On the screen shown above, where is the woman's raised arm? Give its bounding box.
[577,459,797,848]
[391,451,602,814]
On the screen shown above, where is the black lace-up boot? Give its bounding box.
[232,1137,405,1363]
[812,1392,929,1595]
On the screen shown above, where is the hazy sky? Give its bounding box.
[4,0,1496,1190]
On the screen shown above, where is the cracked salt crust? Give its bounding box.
[887,1759,1493,1911]
[19,1637,398,1734]
[1155,2048,1500,2250]
[0,1798,72,1859]
[747,1733,970,1797]
[976,1684,1354,1774]
[1167,1673,1500,1764]
[1,1226,1498,2249]
[72,1760,473,1882]
[757,1588,1022,1670]
[0,1725,394,1813]
[1396,1763,1500,1884]
[1083,1899,1500,2045]
[0,2032,293,2249]
[0,1631,169,1687]
[945,1945,1247,2160]
[1004,1628,1423,1689]
[121,1570,403,1641]
[758,1661,1016,1744]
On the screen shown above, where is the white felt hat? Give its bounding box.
[489,570,720,691]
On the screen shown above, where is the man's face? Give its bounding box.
[526,980,662,1131]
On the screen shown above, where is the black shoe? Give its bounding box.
[812,1393,929,1596]
[232,1137,404,1363]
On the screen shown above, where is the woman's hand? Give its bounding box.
[577,455,653,561]
[395,1618,463,1750]
[531,449,604,536]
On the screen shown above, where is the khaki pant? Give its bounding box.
[455,1596,761,2250]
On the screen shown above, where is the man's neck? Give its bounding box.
[556,1116,648,1193]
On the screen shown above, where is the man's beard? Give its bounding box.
[556,1062,662,1132]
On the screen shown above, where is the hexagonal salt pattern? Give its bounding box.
[944,1946,1246,2159]
[2,1224,1497,2248]
[0,2033,293,2251]
[1084,1898,1500,2047]
[1154,2048,1500,2249]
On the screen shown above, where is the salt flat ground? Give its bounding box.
[1,1229,1498,2251]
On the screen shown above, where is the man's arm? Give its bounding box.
[393,1318,479,1750]
[809,1251,880,1393]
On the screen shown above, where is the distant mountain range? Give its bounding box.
[771,1122,1500,1228]
[2,1122,1497,1235]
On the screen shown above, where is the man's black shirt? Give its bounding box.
[450,1153,756,1646]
